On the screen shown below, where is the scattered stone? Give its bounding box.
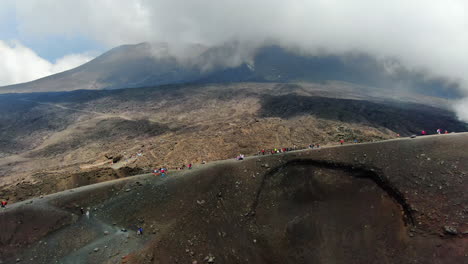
[204,254,215,263]
[94,248,99,252]
[16,258,20,262]
[121,228,127,232]
[125,189,131,192]
[104,231,109,235]
[261,164,270,168]
[443,226,458,235]
[196,200,206,205]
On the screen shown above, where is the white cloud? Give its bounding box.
[0,40,93,86]
[10,1,468,82]
[3,0,468,120]
[454,98,468,123]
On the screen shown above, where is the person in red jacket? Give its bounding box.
[1,200,7,208]
[339,139,345,145]
[188,163,192,169]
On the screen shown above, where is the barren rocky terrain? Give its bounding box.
[1,133,466,263]
[0,82,466,204]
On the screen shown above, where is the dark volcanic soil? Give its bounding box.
[1,133,466,264]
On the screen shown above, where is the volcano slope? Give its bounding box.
[1,133,466,264]
[0,82,467,204]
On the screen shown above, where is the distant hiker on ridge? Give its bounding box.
[340,139,344,145]
[421,130,427,136]
[1,200,7,208]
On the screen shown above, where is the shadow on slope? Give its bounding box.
[259,94,467,135]
[28,118,170,158]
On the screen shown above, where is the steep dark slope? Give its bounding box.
[0,43,202,93]
[1,133,466,264]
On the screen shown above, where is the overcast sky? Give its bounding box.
[1,0,468,119]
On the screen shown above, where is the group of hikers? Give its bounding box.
[258,146,300,156]
[152,167,168,177]
[421,129,450,135]
[152,163,197,177]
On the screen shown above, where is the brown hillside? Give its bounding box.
[0,82,466,203]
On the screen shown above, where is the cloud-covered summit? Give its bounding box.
[1,0,468,120]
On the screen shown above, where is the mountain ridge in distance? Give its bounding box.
[0,42,463,99]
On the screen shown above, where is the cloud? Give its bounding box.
[454,98,468,123]
[9,1,468,81]
[0,40,93,86]
[4,0,468,119]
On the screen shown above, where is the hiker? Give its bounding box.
[160,168,166,177]
[316,143,320,148]
[421,130,427,135]
[1,200,7,208]
[436,128,441,134]
[86,210,90,218]
[80,207,85,215]
[339,139,344,145]
[354,139,358,143]
[137,227,143,235]
[188,163,192,169]
[445,130,449,134]
[261,149,265,155]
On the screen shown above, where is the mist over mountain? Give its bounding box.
[0,42,463,100]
